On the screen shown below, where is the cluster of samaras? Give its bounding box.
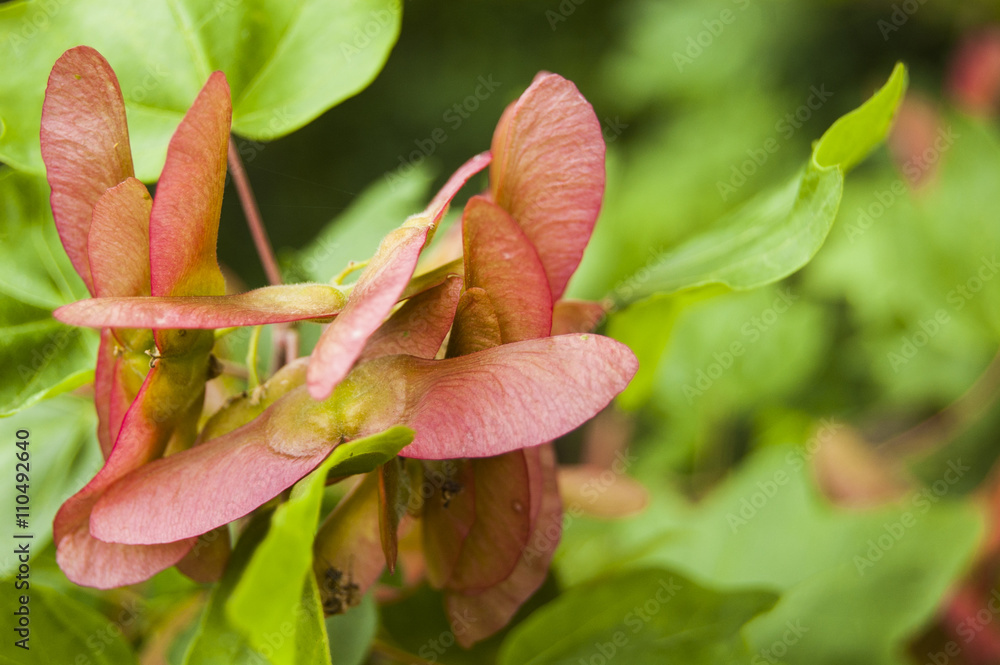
[42,46,635,644]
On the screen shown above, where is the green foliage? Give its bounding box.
[0,0,402,180]
[498,568,776,665]
[0,0,997,662]
[613,63,907,306]
[325,593,377,665]
[0,582,137,665]
[0,395,101,575]
[0,170,97,416]
[183,518,281,665]
[601,63,906,409]
[607,288,720,410]
[557,445,984,665]
[225,428,413,665]
[804,112,1000,407]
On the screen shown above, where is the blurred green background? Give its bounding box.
[5,0,1000,663]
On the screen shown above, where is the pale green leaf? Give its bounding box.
[0,0,401,180]
[557,444,984,665]
[614,63,907,305]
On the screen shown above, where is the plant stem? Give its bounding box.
[333,259,369,285]
[246,325,263,388]
[283,326,299,362]
[227,137,283,286]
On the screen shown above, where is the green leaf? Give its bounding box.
[378,580,557,665]
[184,530,331,665]
[224,427,413,665]
[0,169,97,416]
[803,111,1000,407]
[325,593,378,665]
[0,0,402,180]
[292,164,434,284]
[557,444,983,665]
[0,298,97,417]
[0,170,88,309]
[497,568,776,665]
[321,426,415,478]
[0,395,102,575]
[0,582,138,665]
[614,63,907,306]
[183,517,272,665]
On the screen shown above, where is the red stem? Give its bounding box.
[227,137,283,286]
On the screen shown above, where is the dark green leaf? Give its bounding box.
[498,568,776,665]
[0,582,137,665]
[326,593,377,665]
[557,445,983,665]
[0,170,97,416]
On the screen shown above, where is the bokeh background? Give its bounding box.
[4,0,1000,663]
